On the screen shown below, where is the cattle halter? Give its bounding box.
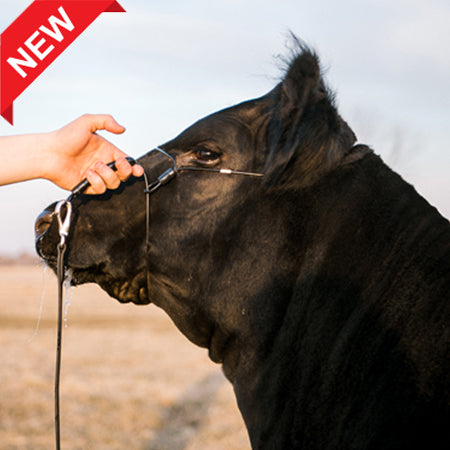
[51,147,263,449]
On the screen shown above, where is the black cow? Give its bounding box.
[36,42,450,449]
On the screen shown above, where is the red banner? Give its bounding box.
[0,1,125,125]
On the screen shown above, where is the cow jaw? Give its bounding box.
[70,265,150,305]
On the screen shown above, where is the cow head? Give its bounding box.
[35,44,357,380]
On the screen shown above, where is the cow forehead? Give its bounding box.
[160,117,268,177]
[171,95,273,144]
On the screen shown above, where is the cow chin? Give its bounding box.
[70,267,150,305]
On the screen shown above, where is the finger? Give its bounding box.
[132,164,145,177]
[84,169,107,195]
[113,156,145,181]
[92,161,121,190]
[116,157,144,181]
[114,157,133,182]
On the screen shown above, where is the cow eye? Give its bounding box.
[193,147,221,165]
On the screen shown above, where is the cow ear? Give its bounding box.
[264,41,356,188]
[279,47,322,122]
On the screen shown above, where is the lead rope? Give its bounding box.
[54,200,72,450]
[53,168,152,450]
[51,160,164,449]
[50,158,134,449]
[55,242,65,450]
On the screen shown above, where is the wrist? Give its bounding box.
[37,131,60,182]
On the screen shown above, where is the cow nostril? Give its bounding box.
[35,212,53,238]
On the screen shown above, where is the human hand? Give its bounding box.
[44,114,144,194]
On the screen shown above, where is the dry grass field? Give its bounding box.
[0,264,250,449]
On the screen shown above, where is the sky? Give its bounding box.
[0,0,449,255]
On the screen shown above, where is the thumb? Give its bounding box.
[87,114,126,135]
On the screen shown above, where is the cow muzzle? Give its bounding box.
[35,200,73,259]
[35,203,60,261]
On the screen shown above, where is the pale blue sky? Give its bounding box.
[1,0,449,255]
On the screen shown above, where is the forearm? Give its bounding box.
[0,132,54,186]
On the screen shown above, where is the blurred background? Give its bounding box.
[0,0,449,256]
